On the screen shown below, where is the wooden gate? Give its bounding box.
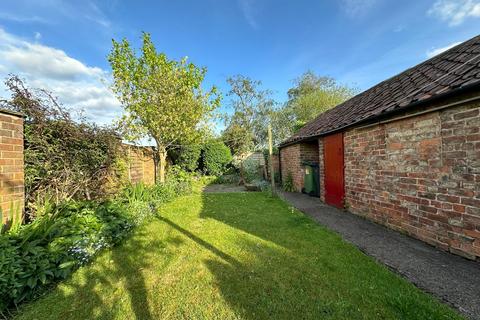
[323,132,345,208]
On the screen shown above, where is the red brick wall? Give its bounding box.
[266,154,280,180]
[280,144,302,191]
[301,142,319,163]
[127,145,155,185]
[0,110,24,223]
[271,154,280,174]
[344,100,480,259]
[280,141,319,192]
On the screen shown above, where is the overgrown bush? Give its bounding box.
[243,157,262,183]
[0,76,125,217]
[201,140,232,176]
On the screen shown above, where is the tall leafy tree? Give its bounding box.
[108,32,220,182]
[222,75,276,154]
[222,75,278,184]
[286,71,356,128]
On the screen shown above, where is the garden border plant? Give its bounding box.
[0,161,196,316]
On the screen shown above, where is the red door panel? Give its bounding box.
[323,132,345,208]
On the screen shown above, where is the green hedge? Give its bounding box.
[169,145,202,172]
[201,140,232,176]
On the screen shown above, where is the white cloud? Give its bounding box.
[0,12,50,24]
[34,32,42,41]
[428,0,480,26]
[340,0,377,18]
[426,41,461,58]
[84,2,111,28]
[0,28,121,125]
[0,1,112,30]
[238,0,259,29]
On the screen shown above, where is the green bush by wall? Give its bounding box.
[201,140,233,176]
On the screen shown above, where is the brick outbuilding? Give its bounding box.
[279,35,480,260]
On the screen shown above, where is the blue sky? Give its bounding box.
[0,0,479,128]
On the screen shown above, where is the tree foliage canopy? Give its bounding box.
[286,71,356,127]
[108,32,220,182]
[222,75,276,155]
[222,72,355,151]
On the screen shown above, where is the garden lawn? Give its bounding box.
[14,192,463,320]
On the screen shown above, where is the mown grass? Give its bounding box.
[14,191,463,320]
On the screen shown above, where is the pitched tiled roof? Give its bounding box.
[281,34,480,146]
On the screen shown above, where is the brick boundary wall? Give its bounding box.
[344,100,480,259]
[0,109,24,223]
[0,112,157,224]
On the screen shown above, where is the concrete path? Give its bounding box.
[279,191,480,320]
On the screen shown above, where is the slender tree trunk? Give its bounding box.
[155,146,167,183]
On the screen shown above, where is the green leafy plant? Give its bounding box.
[213,174,240,184]
[243,157,262,183]
[250,179,270,191]
[282,172,295,192]
[0,202,22,235]
[0,200,133,311]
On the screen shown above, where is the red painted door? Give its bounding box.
[323,132,345,208]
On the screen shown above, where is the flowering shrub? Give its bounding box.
[0,201,132,310]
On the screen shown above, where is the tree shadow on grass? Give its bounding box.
[16,227,166,320]
[156,215,240,267]
[155,212,342,319]
[110,228,159,320]
[198,191,314,251]
[196,192,463,320]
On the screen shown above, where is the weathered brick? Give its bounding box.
[281,98,480,260]
[280,141,320,193]
[0,110,24,223]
